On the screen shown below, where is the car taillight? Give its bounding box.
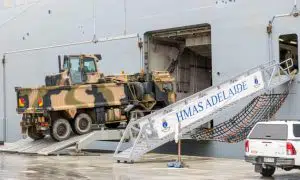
[245,140,249,152]
[19,97,25,107]
[286,142,297,155]
[38,97,43,107]
[40,122,49,127]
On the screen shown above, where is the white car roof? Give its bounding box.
[256,120,300,125]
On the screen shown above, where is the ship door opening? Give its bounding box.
[144,24,213,128]
[279,34,298,73]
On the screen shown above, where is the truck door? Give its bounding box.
[69,56,83,84]
[82,57,100,83]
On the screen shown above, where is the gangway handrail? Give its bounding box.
[114,58,295,161]
[116,59,292,135]
[183,60,281,118]
[128,124,146,160]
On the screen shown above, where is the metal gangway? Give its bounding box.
[114,59,295,163]
[0,129,127,155]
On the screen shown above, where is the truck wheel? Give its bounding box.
[283,167,293,171]
[260,165,275,177]
[28,126,45,140]
[106,123,120,129]
[72,113,92,135]
[50,118,72,141]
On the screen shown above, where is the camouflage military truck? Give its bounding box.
[16,54,176,141]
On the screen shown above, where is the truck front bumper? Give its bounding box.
[245,156,295,166]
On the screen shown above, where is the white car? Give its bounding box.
[245,121,300,177]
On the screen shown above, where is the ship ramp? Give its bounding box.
[114,59,295,163]
[0,129,127,155]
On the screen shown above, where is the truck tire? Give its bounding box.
[283,167,293,171]
[260,165,275,177]
[72,113,92,135]
[28,126,45,140]
[50,118,72,141]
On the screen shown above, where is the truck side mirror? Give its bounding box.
[58,55,62,72]
[94,54,102,61]
[63,55,69,70]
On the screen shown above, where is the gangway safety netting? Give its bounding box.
[190,91,289,143]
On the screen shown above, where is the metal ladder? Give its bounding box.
[114,59,295,163]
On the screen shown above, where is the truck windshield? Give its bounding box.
[83,58,97,73]
[248,124,288,140]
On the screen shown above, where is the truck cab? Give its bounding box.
[45,54,104,86]
[245,121,300,177]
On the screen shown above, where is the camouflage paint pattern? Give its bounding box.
[85,72,103,84]
[17,69,176,114]
[17,83,127,113]
[16,54,176,140]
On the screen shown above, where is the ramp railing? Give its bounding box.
[114,59,295,162]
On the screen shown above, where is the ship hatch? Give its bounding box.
[144,24,213,128]
[279,34,298,73]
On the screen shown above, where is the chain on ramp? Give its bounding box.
[190,91,289,143]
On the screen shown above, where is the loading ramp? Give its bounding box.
[114,59,295,163]
[0,129,126,155]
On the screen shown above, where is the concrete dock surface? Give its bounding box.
[0,153,299,180]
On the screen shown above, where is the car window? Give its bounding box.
[249,124,288,140]
[293,124,300,137]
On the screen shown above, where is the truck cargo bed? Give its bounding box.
[16,83,127,113]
